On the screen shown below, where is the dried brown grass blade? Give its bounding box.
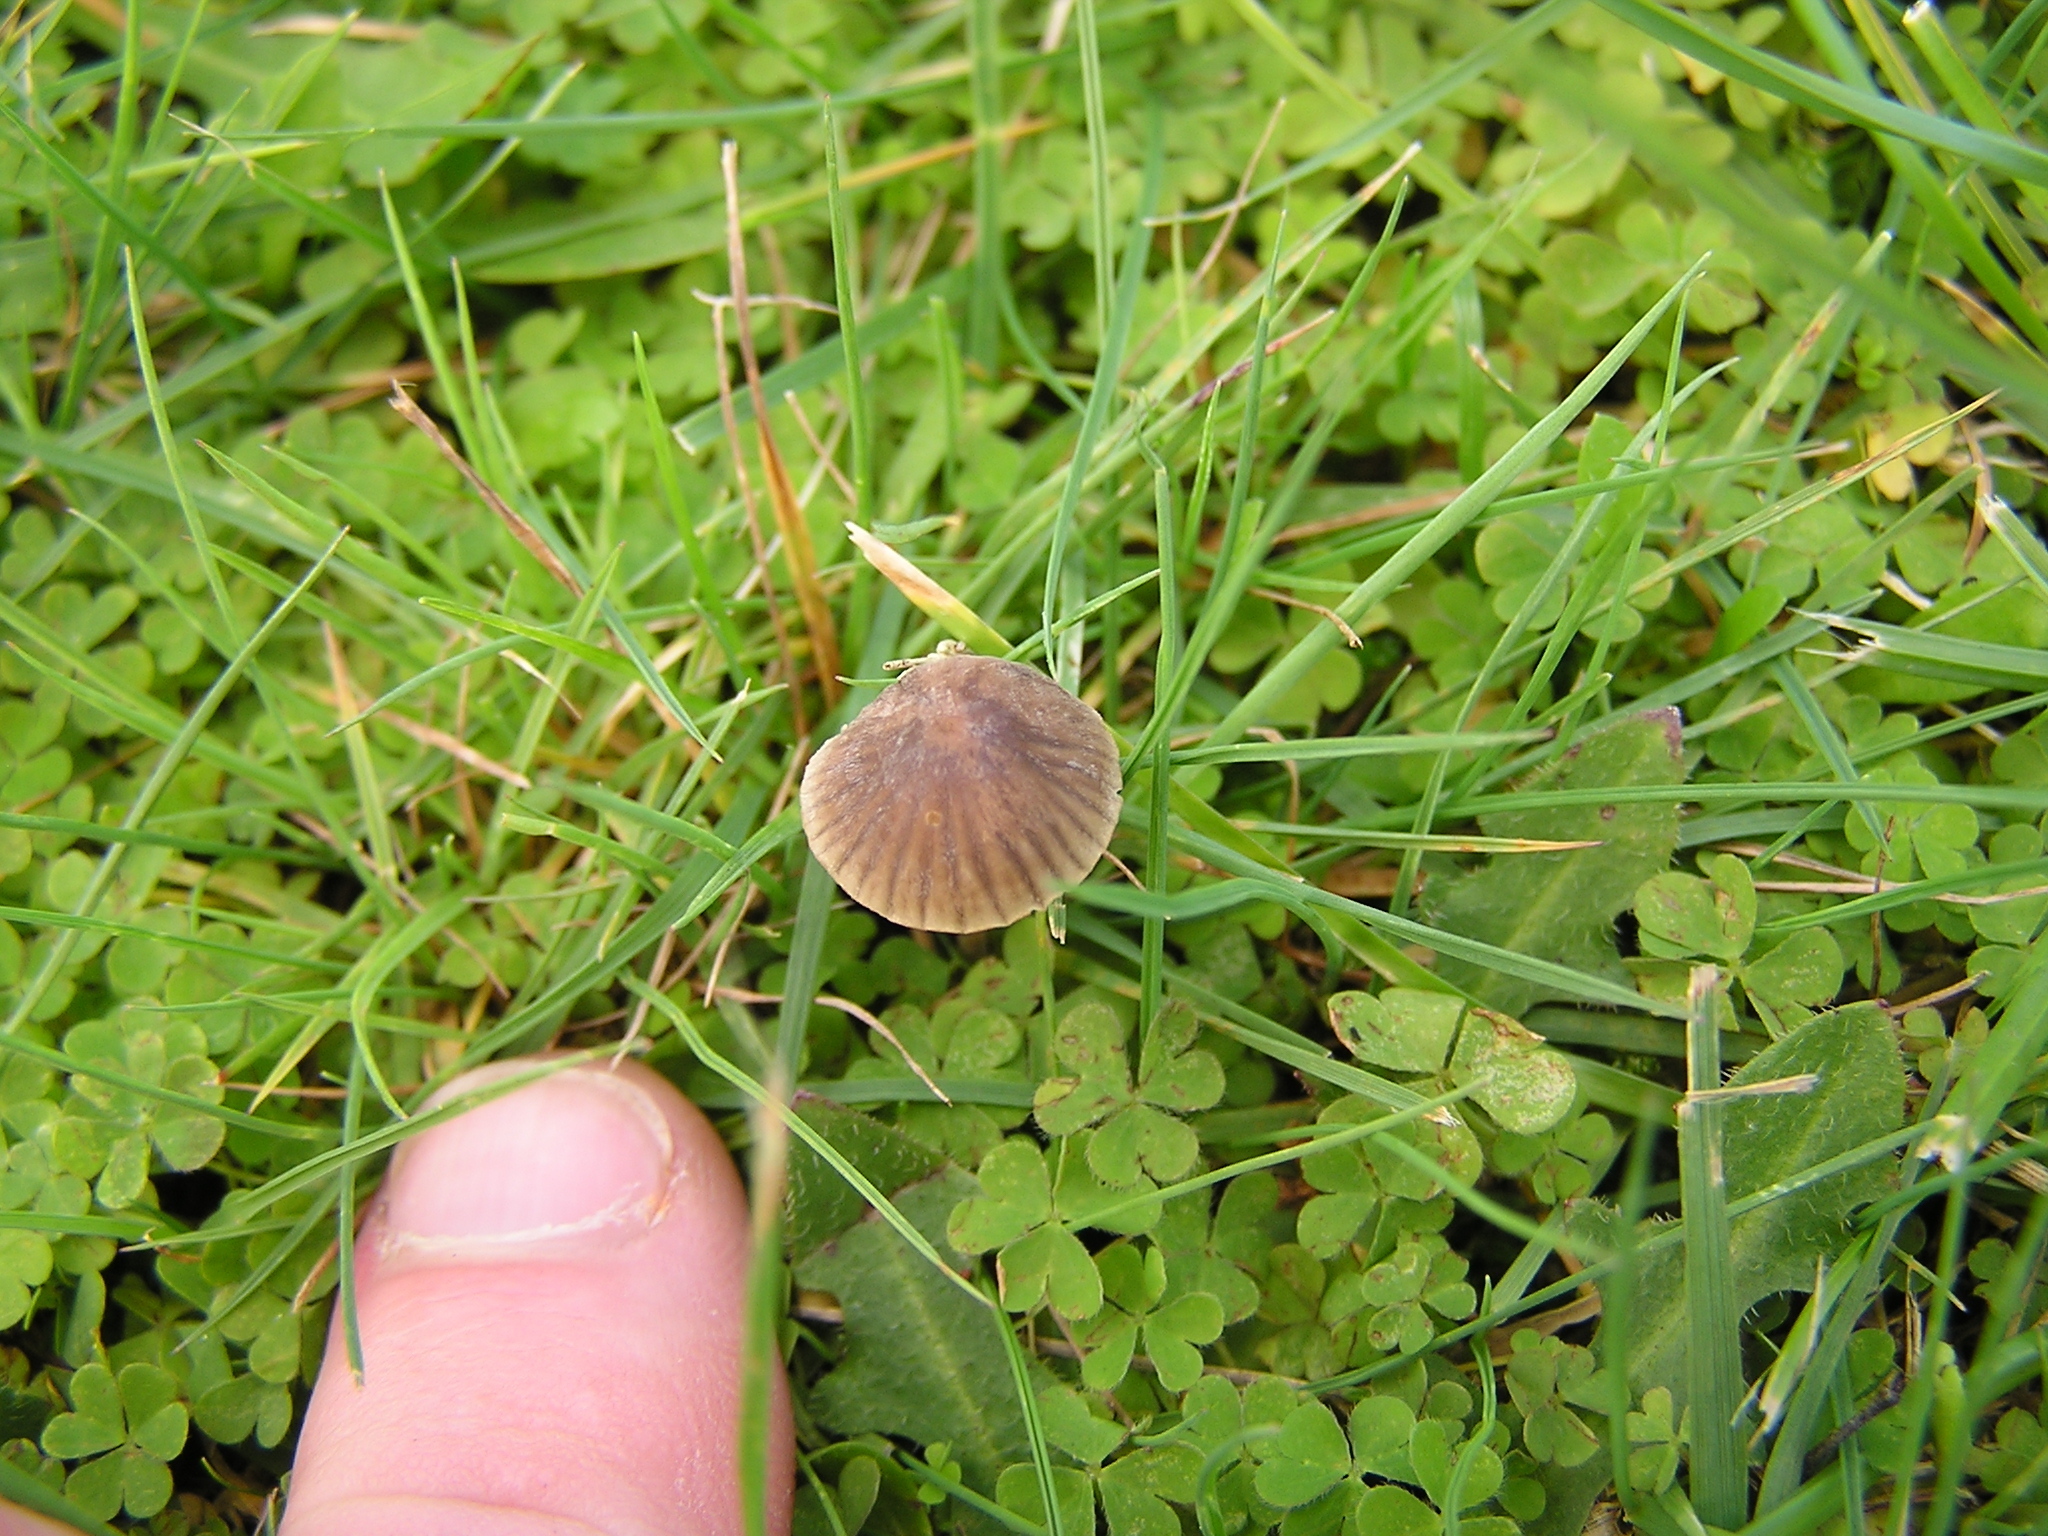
[388,384,582,598]
[722,140,844,709]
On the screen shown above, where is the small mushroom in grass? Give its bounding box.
[800,646,1122,932]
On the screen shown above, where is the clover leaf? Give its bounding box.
[1739,929,1848,1018]
[911,1442,962,1506]
[1407,1414,1504,1513]
[1629,857,1845,1027]
[40,1362,187,1521]
[1843,763,1980,896]
[1491,1111,1616,1204]
[1152,1175,1275,1323]
[0,1230,52,1331]
[1296,1097,1383,1258]
[1449,1008,1579,1136]
[1503,1330,1604,1467]
[1033,1001,1222,1188]
[1969,1404,2048,1509]
[1252,1402,1352,1508]
[1032,1001,1132,1137]
[1328,989,1577,1135]
[1635,853,1755,962]
[1968,822,2048,948]
[1347,1393,1504,1516]
[1036,1381,1127,1467]
[1096,1440,1205,1536]
[1072,1242,1224,1393]
[62,1006,224,1208]
[1337,1233,1477,1356]
[1329,989,1461,1073]
[946,1140,1100,1317]
[1624,1385,1688,1497]
[1902,1000,1990,1085]
[193,1370,296,1449]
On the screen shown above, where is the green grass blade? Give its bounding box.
[1040,111,1160,693]
[3,529,346,1033]
[1679,965,1748,1529]
[1214,254,1710,745]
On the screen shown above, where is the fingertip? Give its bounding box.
[281,1059,791,1536]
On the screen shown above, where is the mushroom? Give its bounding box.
[800,648,1122,932]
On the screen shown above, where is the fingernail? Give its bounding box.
[379,1063,676,1253]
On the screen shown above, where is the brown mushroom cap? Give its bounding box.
[800,653,1122,932]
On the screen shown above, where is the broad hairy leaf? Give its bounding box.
[1587,1003,1903,1403]
[799,1173,1029,1489]
[785,1097,941,1261]
[1427,709,1684,1013]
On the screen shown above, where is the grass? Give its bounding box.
[3,0,2048,1533]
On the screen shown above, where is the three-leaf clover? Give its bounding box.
[0,1229,51,1331]
[1240,1384,1516,1523]
[1151,1175,1278,1324]
[1328,989,1577,1135]
[1844,763,1981,935]
[946,1140,1100,1317]
[910,1442,962,1506]
[1631,854,1844,1027]
[1323,1233,1476,1356]
[1969,1403,2048,1509]
[1634,852,1755,963]
[1624,1386,1689,1496]
[1033,1001,1224,1188]
[1490,1111,1616,1204]
[1071,1242,1224,1393]
[1966,822,2048,948]
[1297,1093,1484,1256]
[1503,1330,1605,1467]
[39,1362,187,1520]
[1252,1402,1352,1508]
[62,1007,225,1208]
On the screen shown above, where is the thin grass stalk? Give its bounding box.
[635,335,750,687]
[1392,361,1705,912]
[777,855,837,1083]
[966,0,1004,371]
[1040,109,1162,693]
[1895,1180,1971,1536]
[739,1060,790,1536]
[1776,0,2048,358]
[1124,224,1290,766]
[177,1190,338,1355]
[124,250,237,633]
[1137,433,1179,1048]
[1826,1358,1870,1536]
[1215,255,1709,747]
[1559,286,1693,753]
[823,102,876,528]
[1850,0,2044,273]
[994,1283,1066,1536]
[1453,274,1485,483]
[1604,1118,1660,1521]
[379,179,481,456]
[322,620,400,896]
[630,975,992,1305]
[1679,965,1747,1529]
[335,1049,368,1383]
[1073,0,1113,344]
[2,529,345,1033]
[1445,364,1729,810]
[721,143,843,711]
[54,0,144,430]
[930,296,965,512]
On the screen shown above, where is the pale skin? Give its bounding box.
[0,1061,795,1536]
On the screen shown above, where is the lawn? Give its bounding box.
[1,0,2047,1531]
